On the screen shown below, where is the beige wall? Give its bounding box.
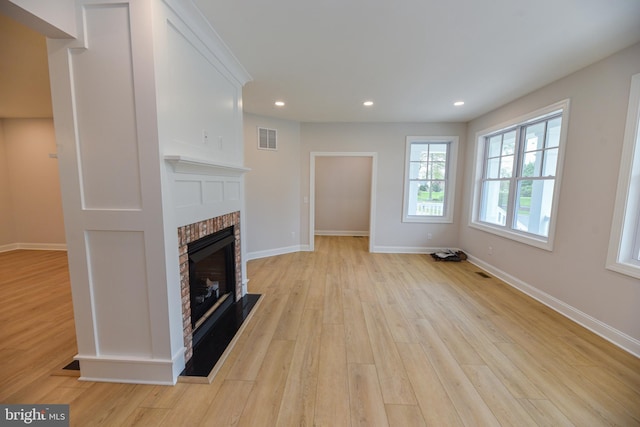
[0,118,65,248]
[459,42,640,349]
[315,156,371,235]
[0,14,52,118]
[301,122,467,252]
[243,119,467,254]
[243,113,302,258]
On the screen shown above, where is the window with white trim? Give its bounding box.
[470,100,570,249]
[403,136,458,223]
[607,73,640,279]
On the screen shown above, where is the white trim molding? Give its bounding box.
[315,230,369,237]
[372,245,458,254]
[606,73,640,280]
[469,99,571,251]
[309,152,377,253]
[0,243,67,253]
[245,245,305,261]
[75,347,184,385]
[402,136,458,224]
[165,155,250,176]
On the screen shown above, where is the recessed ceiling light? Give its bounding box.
[454,101,465,106]
[275,101,285,107]
[363,101,374,107]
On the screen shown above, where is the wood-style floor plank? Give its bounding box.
[274,308,322,426]
[196,380,254,426]
[348,363,389,427]
[342,288,375,365]
[411,318,501,426]
[385,404,426,427]
[361,302,416,405]
[397,342,464,426]
[462,364,538,426]
[2,239,640,426]
[313,323,350,426]
[236,339,294,427]
[225,294,289,381]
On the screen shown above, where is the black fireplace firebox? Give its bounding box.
[188,226,236,347]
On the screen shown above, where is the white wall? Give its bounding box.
[243,113,301,259]
[42,0,252,384]
[459,42,640,353]
[39,0,249,385]
[0,118,65,250]
[153,0,251,304]
[47,0,181,384]
[315,156,371,235]
[154,3,246,169]
[301,122,467,252]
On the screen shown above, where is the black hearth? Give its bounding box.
[181,293,260,378]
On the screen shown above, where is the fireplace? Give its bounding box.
[178,212,242,363]
[178,212,260,377]
[188,226,236,347]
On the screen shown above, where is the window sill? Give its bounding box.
[403,216,453,224]
[469,221,553,251]
[606,259,640,280]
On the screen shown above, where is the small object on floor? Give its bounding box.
[63,360,80,370]
[431,249,467,262]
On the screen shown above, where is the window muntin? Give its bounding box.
[403,137,458,223]
[479,113,562,238]
[471,100,569,249]
[480,130,515,226]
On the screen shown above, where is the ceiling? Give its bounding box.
[195,0,640,123]
[2,1,640,122]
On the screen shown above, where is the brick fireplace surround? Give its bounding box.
[177,211,242,363]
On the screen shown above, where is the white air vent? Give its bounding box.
[258,127,277,150]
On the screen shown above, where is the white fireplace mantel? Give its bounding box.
[164,155,251,177]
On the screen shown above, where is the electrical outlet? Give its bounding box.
[202,130,209,144]
[488,246,493,255]
[427,233,432,240]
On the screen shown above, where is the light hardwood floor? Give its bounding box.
[1,236,639,426]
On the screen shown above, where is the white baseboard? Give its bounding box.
[246,245,304,261]
[372,245,456,254]
[0,243,19,253]
[315,230,369,236]
[0,242,67,253]
[75,348,184,385]
[467,255,640,358]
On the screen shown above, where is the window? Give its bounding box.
[607,73,640,279]
[470,100,570,249]
[403,136,458,223]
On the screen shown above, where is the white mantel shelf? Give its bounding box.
[164,155,251,176]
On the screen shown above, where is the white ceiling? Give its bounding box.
[2,1,640,122]
[195,0,640,123]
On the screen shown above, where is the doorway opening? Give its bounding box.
[309,152,377,252]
